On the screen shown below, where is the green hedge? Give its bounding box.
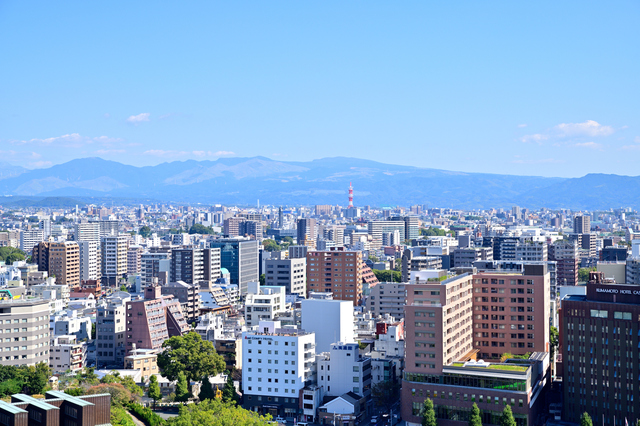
[128,402,166,426]
[112,406,135,426]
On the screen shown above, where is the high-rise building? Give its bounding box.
[550,240,579,286]
[98,220,120,237]
[223,217,244,237]
[78,241,101,282]
[19,229,44,253]
[391,216,420,242]
[210,238,259,295]
[0,298,50,366]
[515,241,548,262]
[264,257,306,296]
[306,247,364,305]
[368,220,406,249]
[400,270,551,426]
[315,205,332,216]
[160,281,201,323]
[561,277,640,424]
[32,241,80,288]
[244,283,286,328]
[127,246,143,275]
[100,235,128,286]
[301,298,355,353]
[169,248,221,285]
[297,218,317,248]
[75,222,100,242]
[573,215,591,234]
[140,252,171,286]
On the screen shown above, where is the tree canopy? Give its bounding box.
[420,227,449,237]
[578,267,596,282]
[175,372,189,402]
[148,375,162,407]
[189,224,216,235]
[0,363,50,396]
[550,326,559,360]
[371,380,400,412]
[167,399,271,426]
[139,226,152,238]
[372,269,401,283]
[580,413,593,426]
[469,403,482,426]
[157,332,225,384]
[0,247,26,264]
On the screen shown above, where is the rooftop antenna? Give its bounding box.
[348,182,353,208]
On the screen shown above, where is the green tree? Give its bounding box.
[221,375,239,404]
[78,367,99,385]
[469,403,482,426]
[578,267,596,282]
[157,332,225,386]
[189,224,214,235]
[549,326,559,360]
[579,412,593,426]
[421,228,447,237]
[166,399,271,426]
[282,236,294,245]
[499,405,516,426]
[148,375,162,409]
[0,247,26,264]
[261,239,281,252]
[368,254,379,263]
[64,387,85,396]
[26,363,51,394]
[371,380,400,412]
[422,398,436,426]
[372,269,401,283]
[139,226,152,238]
[175,372,189,403]
[199,376,216,401]
[259,274,266,286]
[91,322,96,339]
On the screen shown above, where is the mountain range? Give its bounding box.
[0,157,636,210]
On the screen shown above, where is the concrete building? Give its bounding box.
[402,249,444,282]
[306,247,364,305]
[515,241,548,262]
[51,311,92,340]
[127,246,143,275]
[224,217,244,237]
[241,320,316,420]
[288,245,308,259]
[78,241,101,282]
[32,241,80,288]
[0,298,50,366]
[390,216,420,241]
[74,222,100,242]
[561,280,640,425]
[140,252,170,286]
[210,238,259,296]
[125,285,190,351]
[452,247,493,268]
[124,348,159,383]
[99,220,120,237]
[297,218,317,248]
[49,335,86,374]
[550,240,579,286]
[19,229,45,253]
[245,283,287,328]
[368,221,405,250]
[573,215,590,234]
[366,282,406,319]
[265,257,306,296]
[169,248,221,285]
[160,281,200,323]
[317,342,372,399]
[96,293,129,369]
[101,235,128,286]
[301,298,354,353]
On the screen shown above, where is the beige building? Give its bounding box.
[124,348,159,383]
[32,241,80,288]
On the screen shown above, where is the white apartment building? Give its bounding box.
[78,240,101,281]
[242,320,316,420]
[75,222,100,242]
[49,335,87,374]
[20,229,45,253]
[264,257,306,296]
[301,298,354,353]
[515,241,548,262]
[101,235,128,285]
[245,283,286,328]
[195,312,224,342]
[32,279,70,305]
[317,342,372,399]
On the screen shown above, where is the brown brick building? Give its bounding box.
[306,247,364,304]
[32,241,80,288]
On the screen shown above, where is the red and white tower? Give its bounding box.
[348,182,354,208]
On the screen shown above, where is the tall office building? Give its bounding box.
[306,247,364,305]
[391,216,420,242]
[297,218,317,248]
[561,276,640,425]
[140,252,170,286]
[100,235,128,286]
[78,240,101,282]
[127,246,143,275]
[0,298,50,367]
[96,293,129,368]
[210,238,259,295]
[573,215,591,234]
[223,217,244,238]
[32,241,80,288]
[99,220,120,237]
[550,240,579,286]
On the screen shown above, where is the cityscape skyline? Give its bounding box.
[1,2,639,177]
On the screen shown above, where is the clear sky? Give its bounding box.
[1,1,638,177]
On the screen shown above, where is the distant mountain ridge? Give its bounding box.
[0,157,637,209]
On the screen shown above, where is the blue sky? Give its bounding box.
[0,1,638,177]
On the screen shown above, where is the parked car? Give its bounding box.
[371,415,379,424]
